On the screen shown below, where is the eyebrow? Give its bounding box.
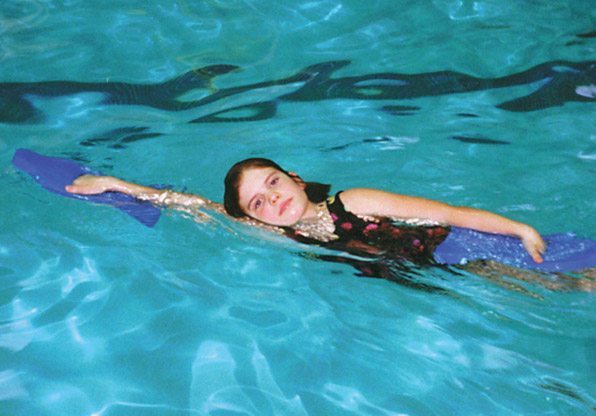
[247,170,277,210]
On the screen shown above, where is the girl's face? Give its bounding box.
[237,167,314,226]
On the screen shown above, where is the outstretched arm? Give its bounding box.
[341,188,546,263]
[65,175,224,214]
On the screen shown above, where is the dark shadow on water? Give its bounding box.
[79,126,163,149]
[450,135,510,145]
[538,378,596,412]
[2,60,594,126]
[298,248,595,298]
[304,251,454,294]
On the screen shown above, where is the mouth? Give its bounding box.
[279,197,293,216]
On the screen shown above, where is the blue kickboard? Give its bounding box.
[12,149,161,227]
[435,226,596,272]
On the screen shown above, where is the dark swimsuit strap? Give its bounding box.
[326,191,379,237]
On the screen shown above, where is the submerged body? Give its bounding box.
[58,157,596,277]
[282,191,596,273]
[13,149,593,288]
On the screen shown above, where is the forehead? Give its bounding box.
[237,167,279,206]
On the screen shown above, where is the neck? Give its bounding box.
[299,200,320,221]
[290,199,337,242]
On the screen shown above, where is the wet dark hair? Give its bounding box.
[223,158,330,218]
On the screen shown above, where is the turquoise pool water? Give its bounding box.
[2,1,595,414]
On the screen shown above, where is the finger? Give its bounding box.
[530,248,544,263]
[65,185,94,195]
[70,176,86,186]
[71,175,95,186]
[539,239,547,254]
[523,239,544,264]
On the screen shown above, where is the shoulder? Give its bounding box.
[341,187,459,222]
[338,187,438,218]
[338,188,398,215]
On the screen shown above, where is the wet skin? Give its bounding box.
[236,167,317,227]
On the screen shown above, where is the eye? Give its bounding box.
[253,197,263,210]
[270,177,279,186]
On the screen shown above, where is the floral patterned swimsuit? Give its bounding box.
[287,192,451,264]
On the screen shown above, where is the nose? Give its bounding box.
[268,191,280,205]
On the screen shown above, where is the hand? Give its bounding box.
[65,175,117,195]
[520,225,546,263]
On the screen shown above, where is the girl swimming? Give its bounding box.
[61,156,596,294]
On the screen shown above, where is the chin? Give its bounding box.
[285,210,304,226]
[274,216,300,228]
[259,216,294,227]
[275,218,298,227]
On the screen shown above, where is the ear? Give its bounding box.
[288,171,306,189]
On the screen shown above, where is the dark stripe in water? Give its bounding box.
[381,105,420,116]
[79,126,163,148]
[1,60,594,125]
[450,136,510,145]
[577,30,596,38]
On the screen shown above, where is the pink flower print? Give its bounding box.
[364,223,378,233]
[340,222,353,231]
